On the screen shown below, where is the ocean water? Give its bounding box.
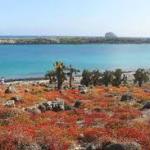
[0,44,150,78]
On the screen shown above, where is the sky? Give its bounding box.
[0,0,150,37]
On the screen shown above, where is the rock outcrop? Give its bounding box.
[121,93,133,101]
[5,85,17,94]
[142,101,150,109]
[25,98,74,114]
[11,96,22,103]
[4,100,15,107]
[105,32,117,39]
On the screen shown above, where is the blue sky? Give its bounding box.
[0,0,150,37]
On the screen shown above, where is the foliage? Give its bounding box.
[45,70,56,84]
[102,71,114,87]
[91,70,102,86]
[0,76,150,149]
[81,70,102,87]
[112,69,123,87]
[81,70,92,87]
[46,61,66,90]
[134,68,149,87]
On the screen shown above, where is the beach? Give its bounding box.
[3,70,135,85]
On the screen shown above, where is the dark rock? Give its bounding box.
[86,142,102,150]
[38,104,47,112]
[104,143,125,150]
[32,83,36,86]
[125,142,141,150]
[17,142,41,150]
[142,101,150,109]
[42,101,53,110]
[26,99,73,114]
[121,93,133,101]
[25,89,30,93]
[80,90,86,94]
[81,140,141,150]
[51,100,65,111]
[103,142,141,150]
[93,108,102,112]
[40,99,74,111]
[11,96,22,103]
[80,89,88,94]
[74,100,82,108]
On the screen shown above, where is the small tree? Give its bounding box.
[112,69,123,87]
[55,61,66,90]
[46,61,66,90]
[102,71,114,87]
[81,70,92,87]
[91,70,102,86]
[66,65,80,88]
[81,70,102,87]
[134,68,149,87]
[45,70,56,84]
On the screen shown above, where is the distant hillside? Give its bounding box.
[0,36,150,44]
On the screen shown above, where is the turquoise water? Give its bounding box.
[0,44,150,78]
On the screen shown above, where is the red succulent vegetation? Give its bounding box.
[0,84,150,149]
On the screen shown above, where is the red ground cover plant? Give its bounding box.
[116,127,150,149]
[112,106,142,120]
[0,84,150,149]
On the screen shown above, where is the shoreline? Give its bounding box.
[4,77,48,84]
[1,36,150,44]
[2,70,136,84]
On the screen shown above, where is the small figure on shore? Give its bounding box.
[0,77,5,85]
